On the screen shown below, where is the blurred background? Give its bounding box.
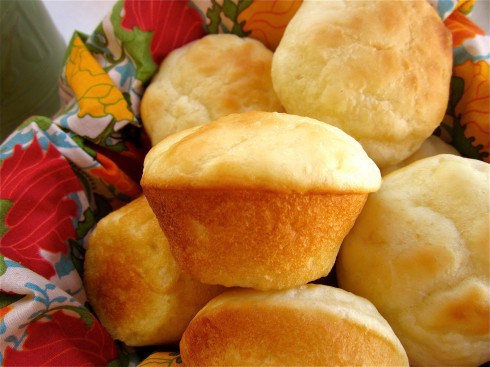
[42,0,117,43]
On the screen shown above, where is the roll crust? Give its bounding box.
[180,285,409,366]
[144,187,367,290]
[142,111,380,290]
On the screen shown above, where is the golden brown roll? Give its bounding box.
[141,111,381,290]
[180,284,409,366]
[141,33,283,146]
[337,155,490,367]
[271,0,453,168]
[84,196,223,347]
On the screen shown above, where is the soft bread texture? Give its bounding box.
[141,34,282,146]
[272,0,453,168]
[142,111,381,290]
[180,284,409,366]
[337,155,490,367]
[381,135,460,175]
[84,196,223,346]
[142,111,381,194]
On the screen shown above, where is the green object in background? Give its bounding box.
[0,0,66,142]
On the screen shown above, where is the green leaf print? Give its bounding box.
[0,199,12,237]
[31,305,95,329]
[446,115,487,160]
[206,0,223,34]
[0,291,25,308]
[111,1,157,84]
[205,0,253,36]
[0,254,7,276]
[446,76,465,117]
[17,116,54,132]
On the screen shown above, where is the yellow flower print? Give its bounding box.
[65,36,134,122]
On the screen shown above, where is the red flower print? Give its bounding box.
[3,309,118,366]
[121,0,206,65]
[0,137,83,279]
[444,10,485,47]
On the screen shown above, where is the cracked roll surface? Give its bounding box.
[271,0,452,168]
[141,33,282,146]
[337,155,490,367]
[180,284,409,366]
[142,111,381,290]
[84,196,223,346]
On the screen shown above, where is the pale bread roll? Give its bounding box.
[84,196,223,346]
[180,284,409,366]
[272,0,452,167]
[337,155,490,366]
[142,111,381,290]
[141,33,282,146]
[381,135,461,175]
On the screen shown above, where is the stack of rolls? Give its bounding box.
[140,109,413,366]
[83,1,490,366]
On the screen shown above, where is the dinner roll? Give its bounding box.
[337,155,490,366]
[142,111,381,290]
[180,284,409,366]
[381,135,460,175]
[272,0,452,168]
[84,196,223,347]
[141,34,282,146]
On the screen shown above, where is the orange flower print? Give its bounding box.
[89,152,142,198]
[0,305,13,324]
[238,0,302,50]
[454,59,490,161]
[444,10,484,47]
[136,352,182,366]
